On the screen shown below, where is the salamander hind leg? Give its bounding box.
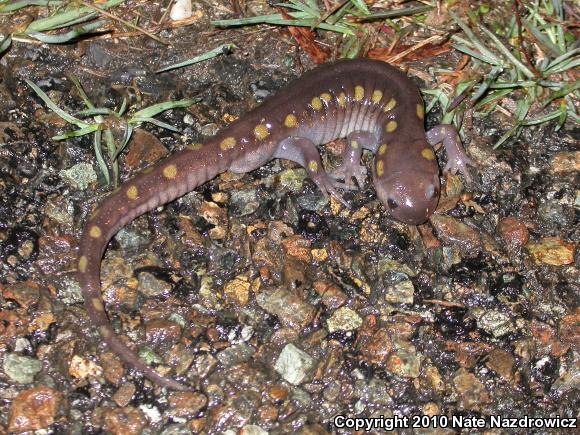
[331,131,377,189]
[426,125,476,182]
[275,137,349,208]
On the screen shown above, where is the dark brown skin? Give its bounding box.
[77,59,473,391]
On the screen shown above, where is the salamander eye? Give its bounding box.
[387,198,398,209]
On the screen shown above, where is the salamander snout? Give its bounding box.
[375,171,440,225]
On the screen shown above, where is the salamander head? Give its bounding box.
[375,169,440,225]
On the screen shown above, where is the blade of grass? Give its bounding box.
[131,117,181,132]
[522,17,562,57]
[111,123,133,161]
[52,123,101,140]
[0,0,63,13]
[28,19,108,43]
[26,79,90,128]
[0,34,11,55]
[91,130,110,186]
[156,44,236,73]
[212,14,354,35]
[478,24,535,79]
[449,11,501,65]
[350,4,432,22]
[75,108,116,117]
[26,0,125,32]
[130,98,198,121]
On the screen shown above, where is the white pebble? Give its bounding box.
[170,0,192,21]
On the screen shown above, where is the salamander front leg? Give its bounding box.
[331,131,376,189]
[426,125,475,182]
[275,137,349,207]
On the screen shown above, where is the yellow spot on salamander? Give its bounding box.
[372,90,383,104]
[311,97,323,111]
[89,225,102,238]
[188,143,203,151]
[78,255,88,273]
[386,120,397,133]
[354,85,365,101]
[320,92,332,103]
[126,185,138,200]
[220,137,236,151]
[383,97,396,112]
[92,297,104,312]
[338,92,346,108]
[308,160,318,172]
[421,148,436,160]
[284,114,297,128]
[163,164,178,179]
[253,124,270,140]
[350,140,359,149]
[416,104,424,120]
[376,160,384,177]
[98,326,110,338]
[378,143,387,155]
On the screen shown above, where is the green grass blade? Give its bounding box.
[0,1,62,13]
[132,117,180,132]
[0,34,11,55]
[52,123,100,140]
[478,25,535,79]
[130,98,198,121]
[449,11,501,65]
[92,130,110,186]
[26,79,89,128]
[75,108,115,117]
[26,0,125,32]
[156,44,236,73]
[28,19,107,43]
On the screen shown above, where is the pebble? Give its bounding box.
[485,348,515,381]
[230,189,260,216]
[7,386,62,432]
[549,151,580,174]
[558,311,580,352]
[452,369,491,411]
[326,306,362,333]
[256,287,316,330]
[386,341,422,378]
[103,406,148,435]
[224,274,251,306]
[274,343,314,385]
[112,382,136,408]
[58,162,97,190]
[313,280,347,309]
[216,343,256,367]
[3,353,42,384]
[430,215,482,256]
[496,216,529,250]
[385,279,415,305]
[169,391,208,418]
[144,319,182,346]
[474,308,515,337]
[68,355,103,379]
[170,0,193,21]
[124,128,169,169]
[526,237,575,265]
[358,329,393,366]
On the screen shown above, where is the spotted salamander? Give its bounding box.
[77,58,473,391]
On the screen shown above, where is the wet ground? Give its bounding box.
[0,1,578,434]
